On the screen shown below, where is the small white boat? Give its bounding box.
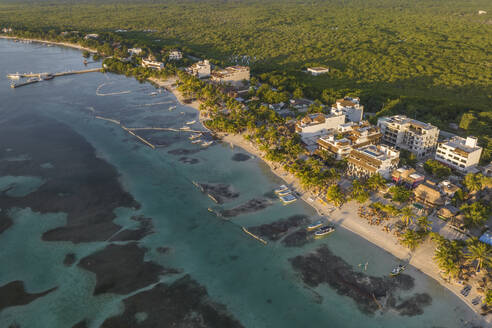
[186,120,196,125]
[150,92,158,96]
[390,265,406,276]
[191,139,202,144]
[201,141,213,147]
[314,225,335,238]
[280,194,297,205]
[307,220,324,231]
[189,133,202,140]
[274,185,289,194]
[7,73,21,80]
[180,126,191,131]
[168,106,176,111]
[277,189,292,197]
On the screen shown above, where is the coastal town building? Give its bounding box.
[317,121,381,160]
[141,57,164,70]
[413,181,444,207]
[1,27,13,33]
[187,60,211,78]
[331,97,364,122]
[346,144,400,179]
[84,33,99,40]
[211,66,250,87]
[128,48,143,56]
[289,98,312,112]
[295,113,345,139]
[307,67,329,76]
[391,167,425,188]
[377,115,439,158]
[168,50,183,60]
[435,136,483,173]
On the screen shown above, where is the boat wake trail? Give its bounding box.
[96,82,131,96]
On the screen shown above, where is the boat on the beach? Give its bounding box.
[201,141,213,147]
[191,139,202,144]
[189,133,202,140]
[277,189,293,196]
[280,193,297,205]
[390,264,406,276]
[314,225,335,238]
[307,220,324,231]
[186,120,196,125]
[274,185,289,194]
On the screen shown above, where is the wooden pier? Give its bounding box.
[8,68,102,88]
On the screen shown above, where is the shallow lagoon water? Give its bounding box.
[0,39,481,327]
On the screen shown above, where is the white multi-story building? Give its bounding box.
[331,97,364,122]
[346,144,400,179]
[377,115,439,158]
[295,113,345,139]
[317,121,381,159]
[168,50,183,60]
[141,57,164,70]
[128,48,143,56]
[435,136,482,173]
[211,66,250,87]
[84,33,99,40]
[187,60,211,78]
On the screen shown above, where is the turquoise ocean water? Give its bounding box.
[0,39,481,327]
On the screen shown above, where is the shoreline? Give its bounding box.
[0,35,98,53]
[153,75,490,325]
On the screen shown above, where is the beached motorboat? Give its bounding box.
[191,139,202,144]
[201,141,213,147]
[189,133,202,140]
[277,189,292,197]
[390,264,406,276]
[314,225,335,238]
[274,185,289,194]
[280,194,297,205]
[307,220,324,231]
[186,120,196,125]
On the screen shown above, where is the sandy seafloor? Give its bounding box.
[0,38,485,328]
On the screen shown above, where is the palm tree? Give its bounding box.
[464,173,482,193]
[366,173,386,191]
[400,230,421,250]
[465,238,492,272]
[417,216,432,233]
[399,206,415,227]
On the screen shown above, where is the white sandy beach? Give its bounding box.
[0,36,98,53]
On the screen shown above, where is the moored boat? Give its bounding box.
[186,120,196,125]
[168,105,176,111]
[274,185,289,194]
[277,189,292,196]
[189,133,202,140]
[314,225,335,238]
[201,141,213,147]
[307,220,324,231]
[280,194,297,205]
[390,264,406,276]
[180,126,191,131]
[191,139,202,144]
